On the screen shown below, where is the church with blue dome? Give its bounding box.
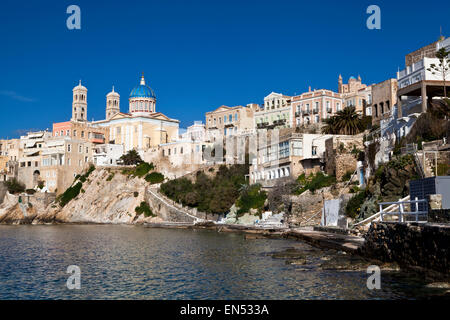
[91,73,180,152]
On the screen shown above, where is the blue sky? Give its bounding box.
[0,0,449,138]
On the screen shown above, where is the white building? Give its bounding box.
[92,144,124,166]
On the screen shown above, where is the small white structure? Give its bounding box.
[92,144,124,166]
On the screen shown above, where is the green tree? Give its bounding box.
[119,149,143,165]
[427,46,450,98]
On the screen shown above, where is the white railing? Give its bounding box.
[379,197,428,223]
[353,195,410,227]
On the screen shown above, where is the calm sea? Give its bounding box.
[0,225,444,299]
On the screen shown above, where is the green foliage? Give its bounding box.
[345,190,367,218]
[321,106,364,135]
[236,184,267,216]
[160,164,249,214]
[134,162,154,177]
[78,164,96,183]
[59,182,83,207]
[145,172,164,184]
[106,173,115,181]
[120,149,143,166]
[342,170,354,182]
[387,154,414,170]
[296,172,336,194]
[37,181,45,189]
[135,201,154,217]
[4,178,25,194]
[133,191,139,197]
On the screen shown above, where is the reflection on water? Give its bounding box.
[0,225,445,299]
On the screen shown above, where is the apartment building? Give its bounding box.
[205,104,258,137]
[254,92,292,129]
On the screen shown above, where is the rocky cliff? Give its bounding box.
[0,168,167,225]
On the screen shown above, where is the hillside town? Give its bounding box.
[0,36,449,278]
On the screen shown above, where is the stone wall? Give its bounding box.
[0,182,6,204]
[324,135,363,181]
[363,222,450,276]
[429,209,450,224]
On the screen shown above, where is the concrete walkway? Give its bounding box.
[284,228,365,254]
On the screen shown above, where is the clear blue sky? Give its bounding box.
[0,0,448,138]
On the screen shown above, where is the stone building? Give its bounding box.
[371,79,398,125]
[324,134,364,182]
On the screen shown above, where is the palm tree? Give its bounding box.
[321,106,364,135]
[119,149,143,165]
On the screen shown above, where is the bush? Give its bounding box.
[236,184,267,216]
[135,201,154,217]
[134,162,154,177]
[345,190,367,219]
[145,172,164,184]
[296,172,336,194]
[37,181,45,189]
[106,173,115,181]
[5,178,25,194]
[133,191,139,197]
[160,164,249,214]
[120,149,144,166]
[59,182,83,207]
[342,170,353,182]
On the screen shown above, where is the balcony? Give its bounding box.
[295,111,301,117]
[303,108,311,115]
[257,122,270,129]
[326,107,332,113]
[224,123,234,128]
[313,108,319,114]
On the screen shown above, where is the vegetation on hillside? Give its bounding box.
[135,201,155,217]
[235,184,267,216]
[295,172,336,194]
[145,172,165,184]
[160,164,249,214]
[58,182,83,207]
[4,178,25,194]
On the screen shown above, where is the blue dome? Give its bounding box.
[129,75,156,99]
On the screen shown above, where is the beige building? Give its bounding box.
[254,92,292,129]
[371,79,398,125]
[16,131,93,193]
[205,104,258,137]
[338,75,370,114]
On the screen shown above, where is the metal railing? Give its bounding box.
[379,197,428,223]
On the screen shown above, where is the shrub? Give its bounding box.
[133,191,139,197]
[5,178,25,194]
[345,190,367,219]
[296,172,336,194]
[59,182,83,207]
[144,172,164,184]
[37,181,45,189]
[236,184,267,216]
[106,173,115,181]
[120,149,144,165]
[342,170,354,182]
[134,162,154,177]
[160,164,249,214]
[135,201,154,217]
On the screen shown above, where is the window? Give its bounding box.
[86,147,89,153]
[229,115,232,123]
[292,140,303,156]
[66,130,70,135]
[81,131,85,138]
[60,130,63,136]
[279,141,289,158]
[235,113,238,121]
[67,144,71,152]
[312,146,317,156]
[79,145,82,153]
[73,130,77,137]
[180,147,183,154]
[224,115,227,123]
